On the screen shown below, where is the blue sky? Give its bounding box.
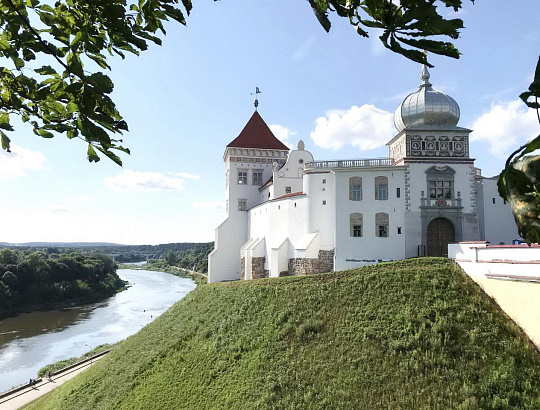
[0,0,539,244]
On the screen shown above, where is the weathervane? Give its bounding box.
[251,87,261,111]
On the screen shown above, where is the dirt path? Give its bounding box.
[0,354,106,410]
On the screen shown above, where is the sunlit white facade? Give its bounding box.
[208,68,521,283]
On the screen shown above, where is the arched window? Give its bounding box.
[375,212,389,237]
[350,213,363,237]
[375,176,388,200]
[349,177,362,201]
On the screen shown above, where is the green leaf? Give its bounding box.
[0,39,11,51]
[87,143,100,163]
[13,57,24,70]
[0,131,11,152]
[96,146,123,166]
[35,66,58,76]
[66,101,78,113]
[87,73,114,94]
[38,128,54,138]
[498,156,540,244]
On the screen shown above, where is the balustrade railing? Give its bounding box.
[304,158,394,170]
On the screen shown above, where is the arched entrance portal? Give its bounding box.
[427,217,455,257]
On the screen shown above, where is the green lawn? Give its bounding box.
[25,258,540,409]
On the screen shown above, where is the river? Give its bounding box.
[0,268,196,393]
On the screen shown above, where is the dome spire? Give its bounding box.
[420,65,432,88]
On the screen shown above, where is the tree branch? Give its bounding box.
[4,0,72,75]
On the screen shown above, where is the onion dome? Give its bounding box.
[394,65,460,132]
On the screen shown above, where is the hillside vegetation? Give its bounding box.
[26,259,540,409]
[0,249,124,319]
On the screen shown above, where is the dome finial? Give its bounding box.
[420,65,432,88]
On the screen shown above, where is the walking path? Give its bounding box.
[0,353,107,410]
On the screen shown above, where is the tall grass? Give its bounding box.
[26,258,540,409]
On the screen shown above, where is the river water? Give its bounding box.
[0,268,196,393]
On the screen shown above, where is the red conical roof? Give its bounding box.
[227,111,289,150]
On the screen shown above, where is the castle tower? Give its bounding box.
[208,111,289,283]
[387,66,479,257]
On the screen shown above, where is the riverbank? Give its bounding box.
[119,262,207,285]
[0,283,128,321]
[0,351,109,409]
[0,268,196,393]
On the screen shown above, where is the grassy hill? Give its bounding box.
[25,259,540,409]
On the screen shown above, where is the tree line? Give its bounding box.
[0,248,124,318]
[156,243,213,273]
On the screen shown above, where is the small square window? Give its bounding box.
[238,199,247,211]
[397,227,402,234]
[322,200,326,205]
[285,186,292,194]
[237,170,247,185]
[322,179,326,184]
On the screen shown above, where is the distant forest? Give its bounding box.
[2,242,215,273]
[0,249,124,319]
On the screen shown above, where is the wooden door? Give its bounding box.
[427,218,455,257]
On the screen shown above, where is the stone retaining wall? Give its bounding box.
[288,249,335,276]
[252,257,266,279]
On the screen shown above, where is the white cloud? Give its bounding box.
[193,201,223,211]
[310,104,395,151]
[470,100,539,157]
[0,144,46,180]
[177,172,200,180]
[105,169,200,192]
[269,124,297,149]
[292,36,315,61]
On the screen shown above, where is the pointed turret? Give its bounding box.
[227,111,289,151]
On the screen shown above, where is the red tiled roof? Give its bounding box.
[275,191,304,199]
[227,111,289,151]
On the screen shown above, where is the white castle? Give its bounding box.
[208,67,520,283]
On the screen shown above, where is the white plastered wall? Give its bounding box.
[477,177,521,244]
[333,167,406,271]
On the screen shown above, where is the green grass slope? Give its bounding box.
[26,259,540,409]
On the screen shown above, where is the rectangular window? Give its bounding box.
[238,199,247,211]
[322,200,326,205]
[237,170,247,185]
[252,170,263,186]
[353,225,362,237]
[378,225,388,237]
[492,198,496,204]
[396,187,401,198]
[378,184,388,200]
[285,186,292,194]
[352,185,361,201]
[429,180,453,199]
[397,227,402,234]
[322,179,326,184]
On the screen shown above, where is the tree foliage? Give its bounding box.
[0,248,124,318]
[0,0,195,164]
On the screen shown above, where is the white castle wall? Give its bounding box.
[476,177,521,244]
[333,167,406,271]
[304,172,334,250]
